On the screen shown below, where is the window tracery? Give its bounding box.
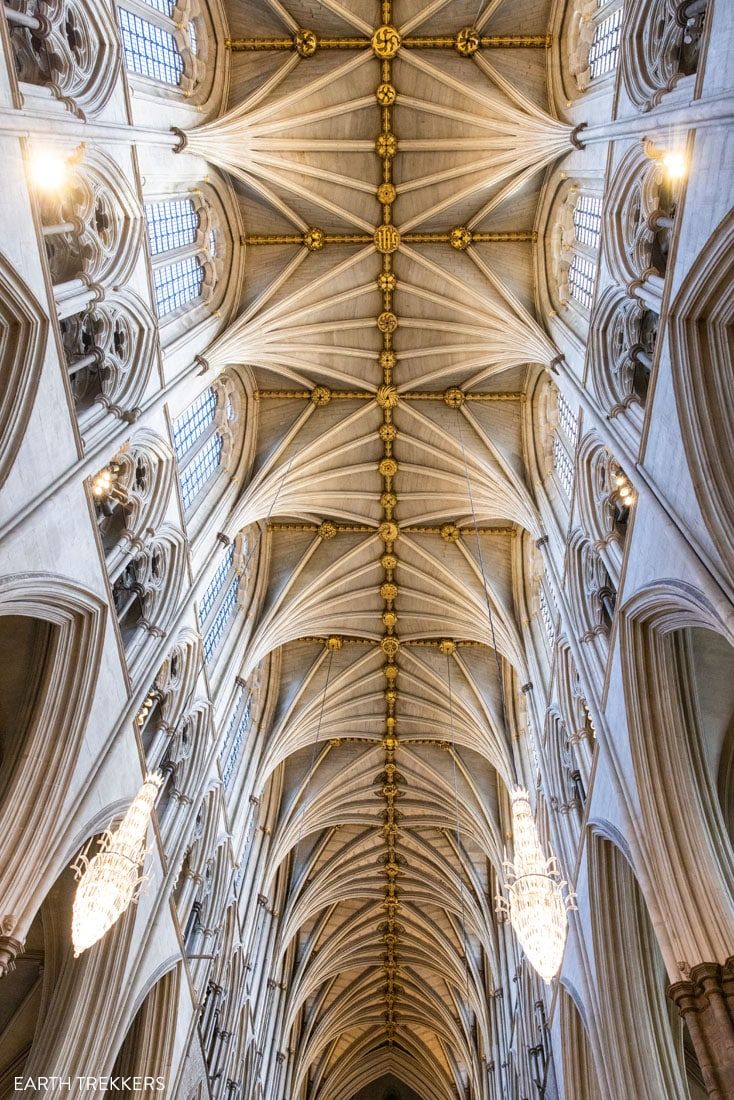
[59,289,156,437]
[603,146,678,310]
[109,525,185,672]
[575,436,633,584]
[546,711,583,865]
[90,431,174,573]
[573,539,617,648]
[622,0,708,111]
[40,155,141,292]
[5,0,120,115]
[589,288,658,423]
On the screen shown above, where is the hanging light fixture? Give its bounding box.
[495,787,575,983]
[71,772,163,957]
[452,410,575,984]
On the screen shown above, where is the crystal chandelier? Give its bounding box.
[495,787,575,982]
[71,772,163,956]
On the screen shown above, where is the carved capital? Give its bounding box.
[0,930,25,978]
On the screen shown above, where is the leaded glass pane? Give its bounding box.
[199,544,235,627]
[180,432,223,510]
[553,433,574,498]
[153,255,203,317]
[141,0,174,14]
[204,576,240,662]
[589,8,622,79]
[146,199,199,257]
[223,693,252,789]
[221,682,246,761]
[172,387,217,461]
[568,253,597,311]
[573,194,603,251]
[118,9,183,85]
[557,391,578,443]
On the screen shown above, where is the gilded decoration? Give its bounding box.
[372,24,401,58]
[225,0,554,1049]
[374,223,400,252]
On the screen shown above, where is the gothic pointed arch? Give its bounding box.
[619,583,734,966]
[558,983,602,1100]
[669,209,734,576]
[0,253,48,490]
[586,828,691,1098]
[0,573,106,947]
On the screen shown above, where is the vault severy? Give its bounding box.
[211,0,564,1095]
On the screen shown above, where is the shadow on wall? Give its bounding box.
[351,1075,425,1100]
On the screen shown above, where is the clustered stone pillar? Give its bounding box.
[668,959,734,1098]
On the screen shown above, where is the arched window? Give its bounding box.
[525,536,559,671]
[573,193,603,250]
[568,193,602,310]
[117,0,201,91]
[568,1,623,93]
[144,195,219,319]
[588,3,623,80]
[154,255,204,318]
[550,185,604,323]
[172,383,237,514]
[199,544,240,664]
[147,198,199,255]
[118,9,183,85]
[220,682,253,792]
[552,389,579,501]
[173,386,217,458]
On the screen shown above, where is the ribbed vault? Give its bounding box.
[209,0,560,1095]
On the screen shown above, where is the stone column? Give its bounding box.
[668,959,734,1098]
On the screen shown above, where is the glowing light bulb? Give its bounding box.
[662,150,686,181]
[29,148,69,192]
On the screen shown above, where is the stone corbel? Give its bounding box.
[0,918,24,978]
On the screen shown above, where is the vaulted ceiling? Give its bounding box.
[212,1,565,1096]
